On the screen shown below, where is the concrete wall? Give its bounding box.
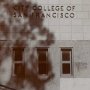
[45,47,60,90]
[0,40,60,90]
[1,40,90,90]
[56,40,90,78]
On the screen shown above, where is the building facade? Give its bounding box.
[1,39,90,90]
[59,40,90,78]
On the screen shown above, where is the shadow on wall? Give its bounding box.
[0,0,55,90]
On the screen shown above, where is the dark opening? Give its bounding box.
[38,63,48,74]
[37,48,49,75]
[61,48,72,61]
[14,63,25,78]
[62,63,70,74]
[62,51,70,61]
[13,47,24,61]
[13,47,25,78]
[38,52,47,62]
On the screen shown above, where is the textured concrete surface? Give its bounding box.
[60,78,90,90]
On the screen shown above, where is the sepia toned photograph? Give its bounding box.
[0,0,59,90]
[0,0,90,90]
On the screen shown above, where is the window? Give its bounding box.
[62,63,70,74]
[13,47,24,61]
[60,48,72,76]
[37,48,49,75]
[13,47,25,78]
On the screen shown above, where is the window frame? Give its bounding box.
[60,47,73,77]
[36,47,50,79]
[12,47,25,77]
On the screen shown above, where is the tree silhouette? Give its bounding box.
[0,0,55,90]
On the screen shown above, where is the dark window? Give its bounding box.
[13,47,24,61]
[13,47,25,77]
[61,48,72,75]
[37,48,49,75]
[14,63,25,78]
[62,63,70,74]
[62,51,70,61]
[38,63,48,74]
